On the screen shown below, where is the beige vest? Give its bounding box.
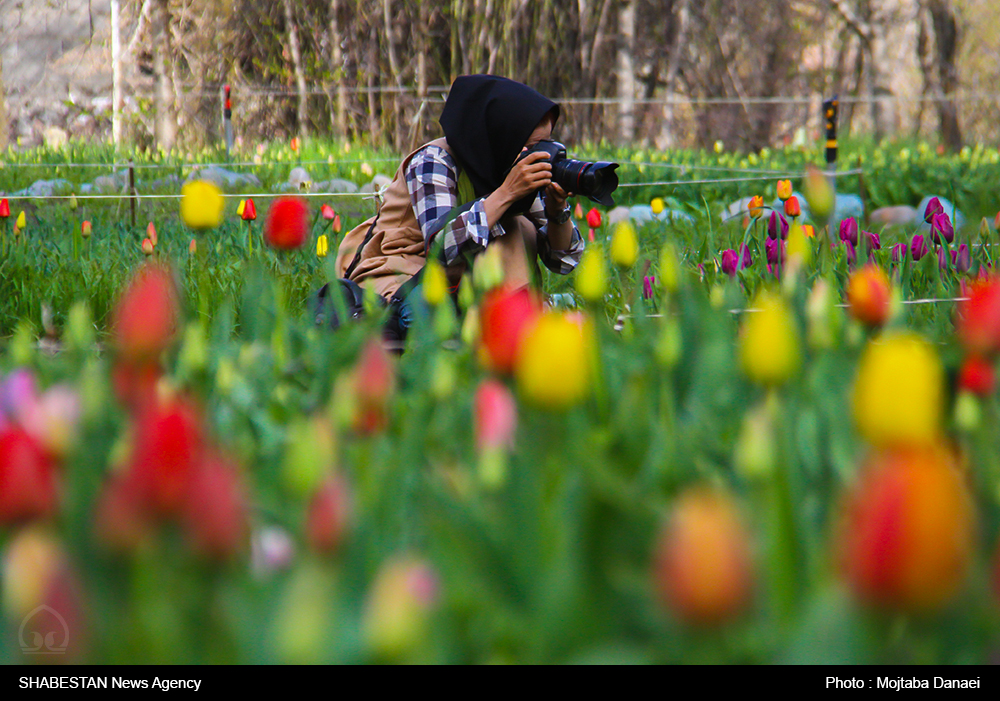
[335,138,537,299]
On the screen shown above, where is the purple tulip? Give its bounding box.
[930,212,954,244]
[924,196,943,223]
[954,243,971,272]
[891,243,906,262]
[862,230,881,250]
[765,237,786,265]
[910,234,929,261]
[720,245,753,276]
[843,239,857,267]
[643,275,655,300]
[767,211,789,240]
[721,249,739,275]
[839,217,859,246]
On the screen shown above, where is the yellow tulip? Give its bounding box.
[15,211,26,229]
[575,245,607,304]
[237,199,246,217]
[852,332,943,447]
[180,180,224,231]
[738,291,801,386]
[316,234,329,258]
[776,179,793,201]
[610,221,638,269]
[422,258,449,306]
[651,197,665,215]
[516,312,594,410]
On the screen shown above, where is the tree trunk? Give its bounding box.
[0,54,7,152]
[927,0,962,150]
[616,0,636,144]
[660,0,690,148]
[329,0,348,138]
[282,0,309,138]
[152,0,175,151]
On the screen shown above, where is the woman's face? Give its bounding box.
[524,114,554,149]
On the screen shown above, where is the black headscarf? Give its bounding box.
[439,75,559,198]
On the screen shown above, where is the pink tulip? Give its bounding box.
[910,235,929,261]
[930,212,954,244]
[839,217,859,246]
[923,197,944,223]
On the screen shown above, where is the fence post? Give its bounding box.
[129,160,136,228]
[223,84,233,158]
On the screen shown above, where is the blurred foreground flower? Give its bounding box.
[474,379,517,487]
[958,355,994,396]
[181,452,248,560]
[852,332,943,447]
[846,264,891,327]
[575,245,607,303]
[346,338,396,435]
[479,286,542,374]
[264,197,309,250]
[364,555,439,659]
[654,487,753,626]
[111,263,179,363]
[956,276,1000,356]
[838,445,974,612]
[515,312,594,410]
[180,180,224,231]
[610,221,638,268]
[0,427,58,525]
[803,165,834,222]
[738,291,800,386]
[306,475,351,555]
[128,398,206,515]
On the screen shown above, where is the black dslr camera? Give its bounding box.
[517,139,619,207]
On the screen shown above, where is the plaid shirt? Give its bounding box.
[405,143,584,273]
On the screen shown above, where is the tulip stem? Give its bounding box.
[247,221,253,257]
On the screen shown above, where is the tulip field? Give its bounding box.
[2,138,1000,665]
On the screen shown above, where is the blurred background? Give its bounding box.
[0,0,997,154]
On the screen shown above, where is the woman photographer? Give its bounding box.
[334,74,584,337]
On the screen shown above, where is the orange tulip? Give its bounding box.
[783,195,801,218]
[748,195,764,220]
[846,264,892,327]
[776,179,793,201]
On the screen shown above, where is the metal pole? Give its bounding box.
[111,0,122,149]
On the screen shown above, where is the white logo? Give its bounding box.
[19,605,69,655]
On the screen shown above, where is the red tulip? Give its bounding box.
[333,214,342,234]
[321,204,336,221]
[474,379,517,452]
[654,487,753,626]
[783,195,800,218]
[586,208,602,229]
[838,445,974,612]
[128,399,205,514]
[478,285,542,374]
[111,264,179,362]
[0,199,9,219]
[306,475,351,555]
[956,276,1000,357]
[181,452,248,560]
[242,198,257,222]
[146,222,158,246]
[264,197,309,250]
[958,355,995,396]
[0,427,58,525]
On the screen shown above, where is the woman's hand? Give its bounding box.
[497,150,552,205]
[543,182,570,218]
